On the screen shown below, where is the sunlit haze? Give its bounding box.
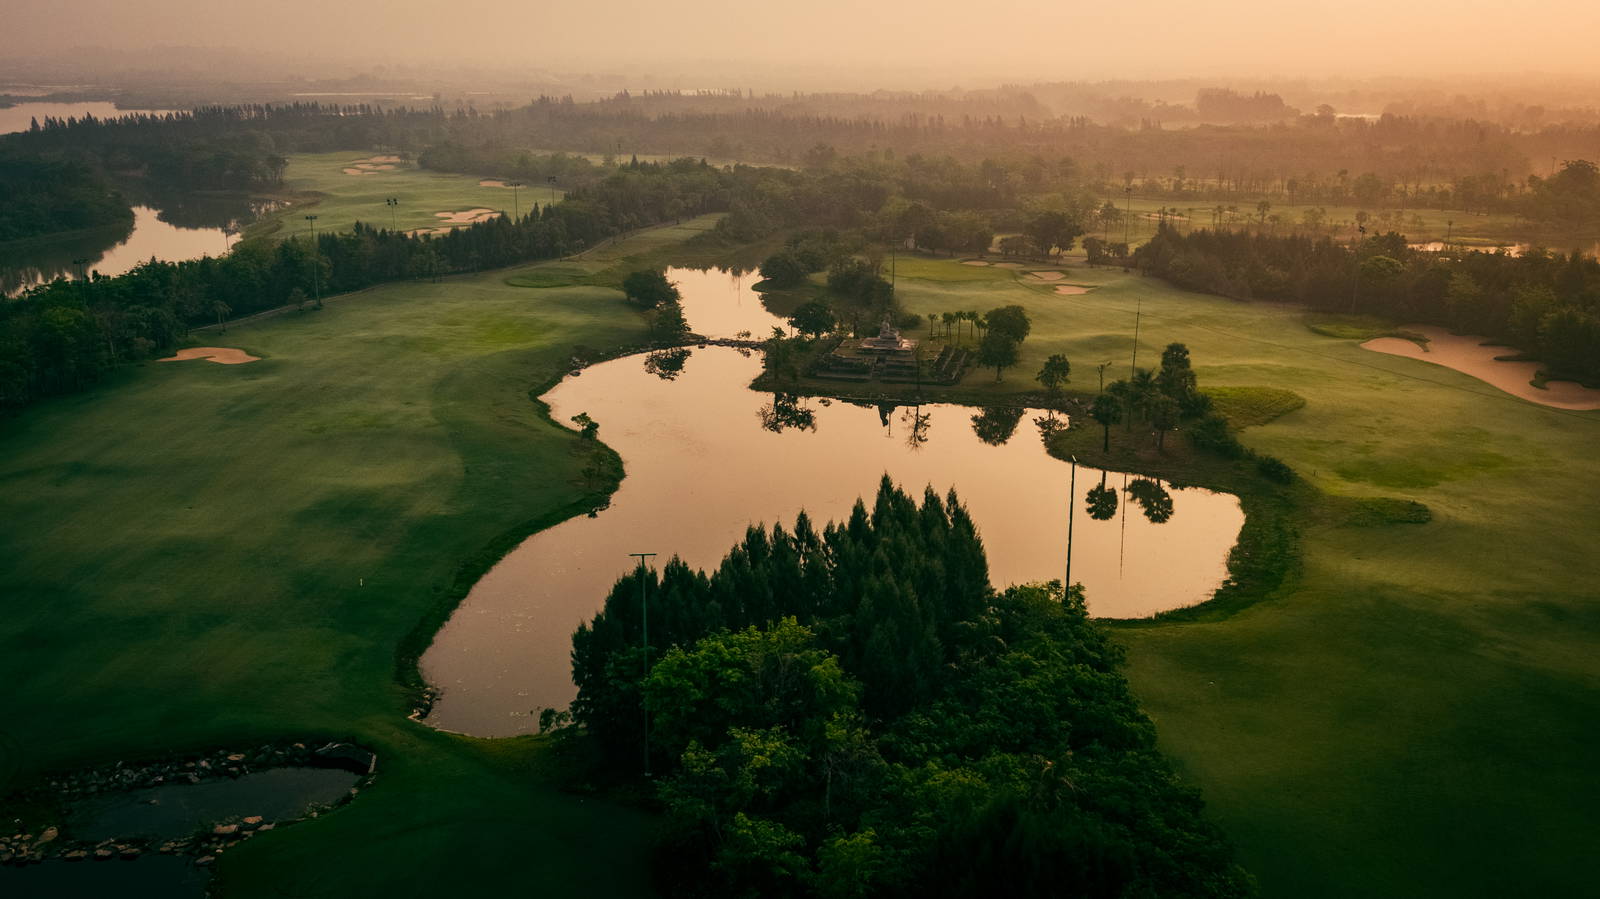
[7,0,1600,85]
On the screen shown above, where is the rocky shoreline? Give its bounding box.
[1,740,376,869]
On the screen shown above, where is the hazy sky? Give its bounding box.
[8,0,1600,84]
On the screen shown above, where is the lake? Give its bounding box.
[0,101,174,136]
[2,205,245,296]
[420,268,1244,736]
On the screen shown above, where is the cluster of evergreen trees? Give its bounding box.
[0,158,740,411]
[571,479,1253,898]
[1134,226,1600,383]
[0,153,132,242]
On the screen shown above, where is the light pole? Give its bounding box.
[628,551,657,776]
[385,197,399,232]
[547,175,558,207]
[1096,360,1112,393]
[71,257,90,282]
[1130,297,1142,377]
[1123,185,1133,248]
[1065,455,1078,598]
[305,215,321,307]
[507,181,524,221]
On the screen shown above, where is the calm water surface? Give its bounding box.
[68,767,360,840]
[0,101,174,135]
[421,270,1243,736]
[2,206,241,296]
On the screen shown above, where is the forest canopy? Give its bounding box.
[571,479,1253,898]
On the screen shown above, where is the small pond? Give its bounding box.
[422,267,1243,735]
[68,767,360,841]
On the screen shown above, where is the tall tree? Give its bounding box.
[1036,353,1071,398]
[1090,393,1122,451]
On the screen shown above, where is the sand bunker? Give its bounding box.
[1027,271,1065,281]
[1054,285,1093,296]
[991,261,1025,269]
[343,158,401,176]
[961,259,991,267]
[158,347,260,365]
[479,179,519,189]
[1361,324,1600,411]
[435,208,502,225]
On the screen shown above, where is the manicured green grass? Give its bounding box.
[1204,386,1307,427]
[7,240,1598,898]
[892,256,1014,281]
[247,152,567,240]
[1116,195,1541,247]
[877,254,1600,898]
[0,225,735,895]
[1305,313,1428,344]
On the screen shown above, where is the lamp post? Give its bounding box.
[547,175,558,207]
[385,197,399,232]
[1123,184,1133,248]
[71,257,91,282]
[628,552,657,776]
[1065,455,1078,598]
[506,181,524,221]
[1130,297,1142,378]
[305,215,320,306]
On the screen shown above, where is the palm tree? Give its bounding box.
[211,300,231,332]
[1128,368,1159,422]
[1090,392,1121,450]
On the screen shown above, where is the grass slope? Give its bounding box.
[879,255,1600,898]
[247,151,567,240]
[0,221,727,896]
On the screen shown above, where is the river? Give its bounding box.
[420,267,1244,736]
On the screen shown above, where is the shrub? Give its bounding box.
[1255,454,1295,483]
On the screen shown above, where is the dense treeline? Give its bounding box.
[0,103,452,191]
[0,158,741,410]
[0,153,132,242]
[0,103,458,242]
[571,479,1251,897]
[1134,226,1600,383]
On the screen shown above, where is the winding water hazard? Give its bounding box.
[420,268,1244,736]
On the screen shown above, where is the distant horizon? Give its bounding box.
[6,0,1600,90]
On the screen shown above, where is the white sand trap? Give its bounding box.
[992,261,1025,269]
[961,260,991,266]
[434,208,502,225]
[343,168,379,176]
[480,179,517,188]
[158,347,260,365]
[1027,271,1065,281]
[1054,285,1093,296]
[1361,324,1600,411]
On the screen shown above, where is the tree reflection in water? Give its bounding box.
[970,405,1025,446]
[758,393,817,433]
[642,347,691,380]
[1127,478,1175,524]
[1033,410,1065,447]
[901,405,932,451]
[1086,472,1119,520]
